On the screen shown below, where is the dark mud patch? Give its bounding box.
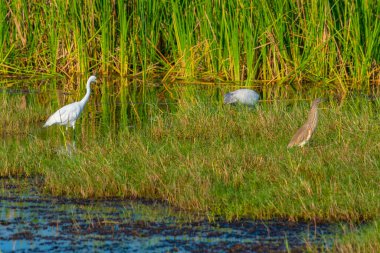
[10,231,34,240]
[0,178,342,252]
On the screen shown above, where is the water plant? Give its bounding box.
[0,0,379,87]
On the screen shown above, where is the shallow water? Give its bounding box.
[0,179,339,252]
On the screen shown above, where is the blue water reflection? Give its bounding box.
[0,179,338,252]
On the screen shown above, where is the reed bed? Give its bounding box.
[1,0,380,89]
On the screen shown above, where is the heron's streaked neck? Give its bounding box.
[79,81,92,106]
[307,104,319,123]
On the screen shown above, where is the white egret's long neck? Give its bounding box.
[79,80,92,106]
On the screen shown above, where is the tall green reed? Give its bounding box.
[0,0,379,91]
[117,0,130,76]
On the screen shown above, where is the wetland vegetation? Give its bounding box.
[1,81,380,252]
[1,0,379,87]
[1,0,380,251]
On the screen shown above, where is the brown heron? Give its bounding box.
[287,98,323,148]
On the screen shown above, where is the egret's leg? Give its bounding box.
[58,126,67,150]
[73,125,76,148]
[63,125,70,149]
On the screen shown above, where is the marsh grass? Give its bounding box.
[1,97,379,222]
[0,92,46,136]
[2,0,380,86]
[1,94,380,250]
[333,220,380,252]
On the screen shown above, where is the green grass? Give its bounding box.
[0,92,46,136]
[333,220,380,252]
[1,93,380,250]
[1,97,379,220]
[1,0,380,86]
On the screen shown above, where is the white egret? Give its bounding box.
[223,89,260,107]
[43,75,97,130]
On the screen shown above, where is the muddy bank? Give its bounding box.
[0,178,339,252]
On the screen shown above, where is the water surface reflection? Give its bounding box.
[0,179,338,252]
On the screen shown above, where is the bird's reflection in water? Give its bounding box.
[56,141,76,156]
